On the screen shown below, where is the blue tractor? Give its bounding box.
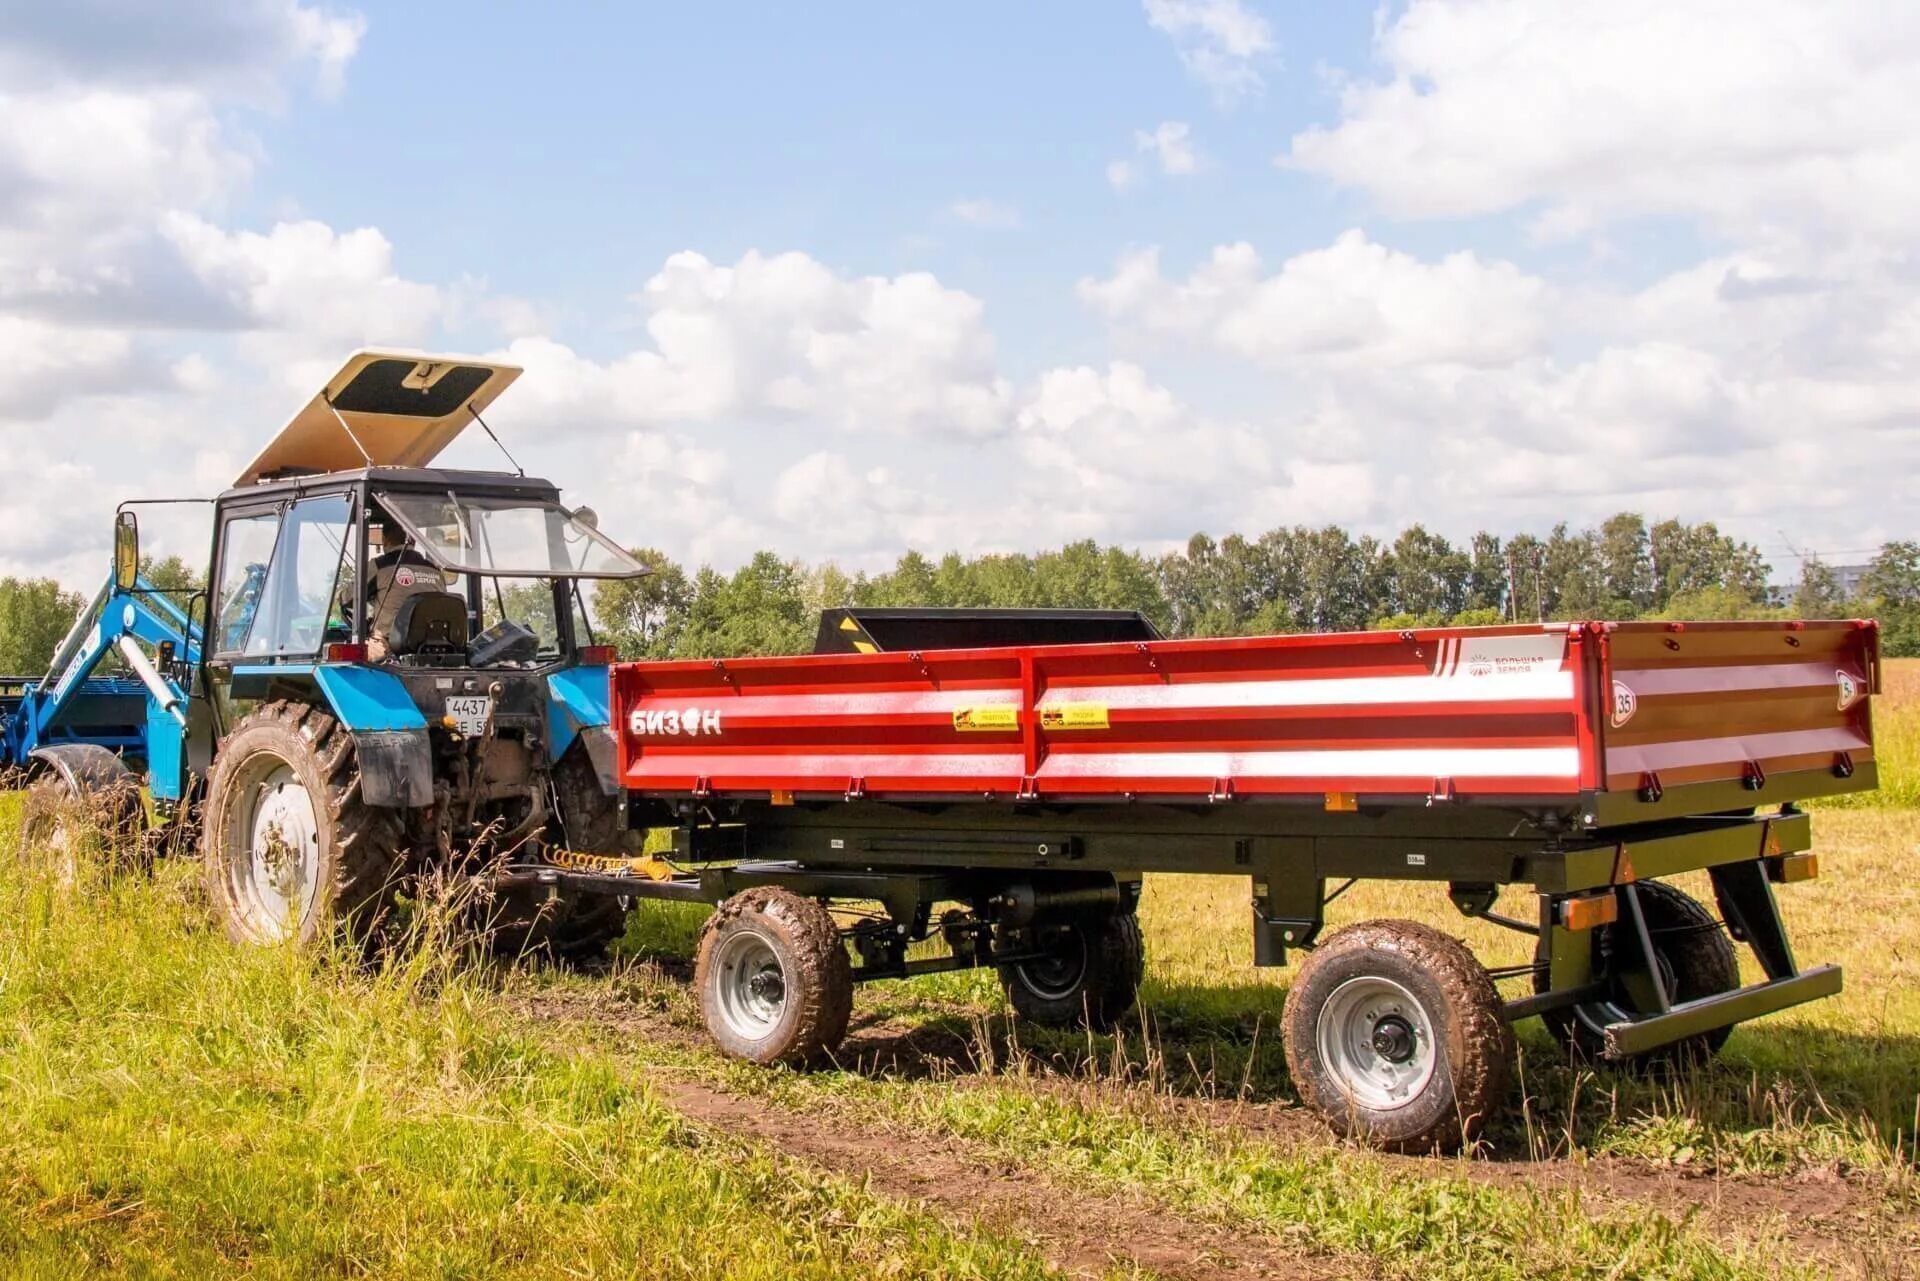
[3,350,655,955]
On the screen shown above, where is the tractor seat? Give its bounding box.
[387,592,468,657]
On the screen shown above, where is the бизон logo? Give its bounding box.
[1836,669,1859,712]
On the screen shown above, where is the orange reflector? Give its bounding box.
[1324,791,1358,812]
[1560,893,1619,932]
[770,789,795,807]
[1772,852,1819,884]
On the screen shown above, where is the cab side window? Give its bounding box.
[245,495,354,657]
[215,512,282,653]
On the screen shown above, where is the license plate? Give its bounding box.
[446,695,493,736]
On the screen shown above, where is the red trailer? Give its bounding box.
[538,614,1879,1150]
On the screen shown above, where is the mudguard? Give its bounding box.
[26,743,136,796]
[546,664,612,781]
[308,665,433,808]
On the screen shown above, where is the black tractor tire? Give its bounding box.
[481,884,630,963]
[695,887,853,1066]
[16,763,145,883]
[1537,880,1740,1068]
[998,911,1146,1032]
[1283,919,1513,1154]
[201,701,409,949]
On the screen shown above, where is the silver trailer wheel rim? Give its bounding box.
[711,927,786,1041]
[227,758,321,942]
[1315,975,1438,1112]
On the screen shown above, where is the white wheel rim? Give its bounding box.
[711,927,786,1041]
[227,759,321,942]
[1315,975,1439,1112]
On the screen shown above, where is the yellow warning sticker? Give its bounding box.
[953,704,1021,732]
[1040,702,1110,730]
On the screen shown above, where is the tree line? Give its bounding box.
[589,515,1920,659]
[1,519,1916,677]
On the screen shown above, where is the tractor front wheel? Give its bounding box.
[16,756,145,883]
[202,701,409,949]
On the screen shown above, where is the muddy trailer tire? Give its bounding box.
[1283,919,1512,1154]
[696,887,853,1065]
[1537,880,1740,1068]
[998,910,1145,1032]
[201,701,409,950]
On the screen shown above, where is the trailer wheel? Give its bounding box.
[1537,880,1739,1067]
[696,888,853,1065]
[998,911,1145,1032]
[16,762,145,882]
[202,701,409,949]
[1283,919,1512,1153]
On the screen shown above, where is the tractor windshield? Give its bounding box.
[375,492,646,579]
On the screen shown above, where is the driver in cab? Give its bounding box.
[358,520,449,661]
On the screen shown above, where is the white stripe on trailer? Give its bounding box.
[1038,746,1582,780]
[1038,668,1573,712]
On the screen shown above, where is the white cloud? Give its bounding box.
[1285,0,1920,247]
[495,250,1013,438]
[163,215,443,364]
[950,198,1020,229]
[1142,0,1276,104]
[0,1,364,99]
[1080,231,1553,368]
[1108,121,1199,191]
[1013,362,1296,539]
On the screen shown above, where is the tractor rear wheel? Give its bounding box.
[1537,880,1739,1068]
[202,701,409,949]
[1283,919,1512,1153]
[696,888,853,1065]
[998,910,1145,1032]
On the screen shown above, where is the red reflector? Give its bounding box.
[578,645,616,666]
[323,642,368,663]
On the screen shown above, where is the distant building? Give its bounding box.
[1833,564,1872,597]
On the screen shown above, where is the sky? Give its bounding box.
[1,0,1916,588]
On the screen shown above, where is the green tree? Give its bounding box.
[139,554,206,595]
[0,578,86,676]
[1858,540,1920,657]
[1596,513,1653,613]
[1860,541,1920,606]
[1463,532,1507,616]
[591,548,691,658]
[1791,558,1848,617]
[1383,525,1468,619]
[675,553,813,657]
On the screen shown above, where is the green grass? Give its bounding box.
[0,807,1069,1280]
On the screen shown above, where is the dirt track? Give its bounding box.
[516,983,1920,1280]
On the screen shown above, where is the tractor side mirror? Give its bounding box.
[113,510,140,592]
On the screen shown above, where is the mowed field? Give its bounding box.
[0,669,1916,1278]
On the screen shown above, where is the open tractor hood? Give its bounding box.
[236,349,523,485]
